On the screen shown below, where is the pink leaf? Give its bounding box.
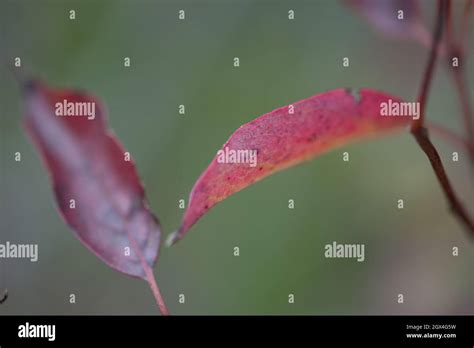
[169,88,411,245]
[22,79,168,314]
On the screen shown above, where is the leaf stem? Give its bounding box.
[126,227,169,315]
[411,0,474,238]
[144,265,170,316]
[98,178,170,315]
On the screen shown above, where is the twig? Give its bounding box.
[412,129,474,236]
[460,0,473,54]
[444,0,474,163]
[412,0,445,132]
[428,121,474,153]
[411,0,474,238]
[450,67,474,163]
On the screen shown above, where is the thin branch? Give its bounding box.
[411,0,474,238]
[444,0,455,46]
[413,23,447,57]
[460,0,473,54]
[451,67,474,162]
[428,121,474,153]
[444,0,474,163]
[412,129,474,236]
[412,0,445,132]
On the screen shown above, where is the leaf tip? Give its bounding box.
[21,78,38,95]
[165,230,181,247]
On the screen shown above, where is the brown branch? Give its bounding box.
[460,0,473,53]
[411,0,474,238]
[428,121,474,154]
[444,0,455,46]
[451,67,474,163]
[412,0,445,132]
[444,0,474,164]
[412,129,474,236]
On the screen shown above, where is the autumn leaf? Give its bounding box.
[169,88,411,245]
[21,79,168,314]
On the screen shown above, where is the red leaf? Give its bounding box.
[22,80,161,282]
[169,88,411,245]
[345,0,429,41]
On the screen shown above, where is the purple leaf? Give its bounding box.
[22,79,168,314]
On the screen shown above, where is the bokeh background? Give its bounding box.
[0,0,472,315]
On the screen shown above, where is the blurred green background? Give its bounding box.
[0,0,472,315]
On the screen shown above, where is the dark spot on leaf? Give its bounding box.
[345,87,361,104]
